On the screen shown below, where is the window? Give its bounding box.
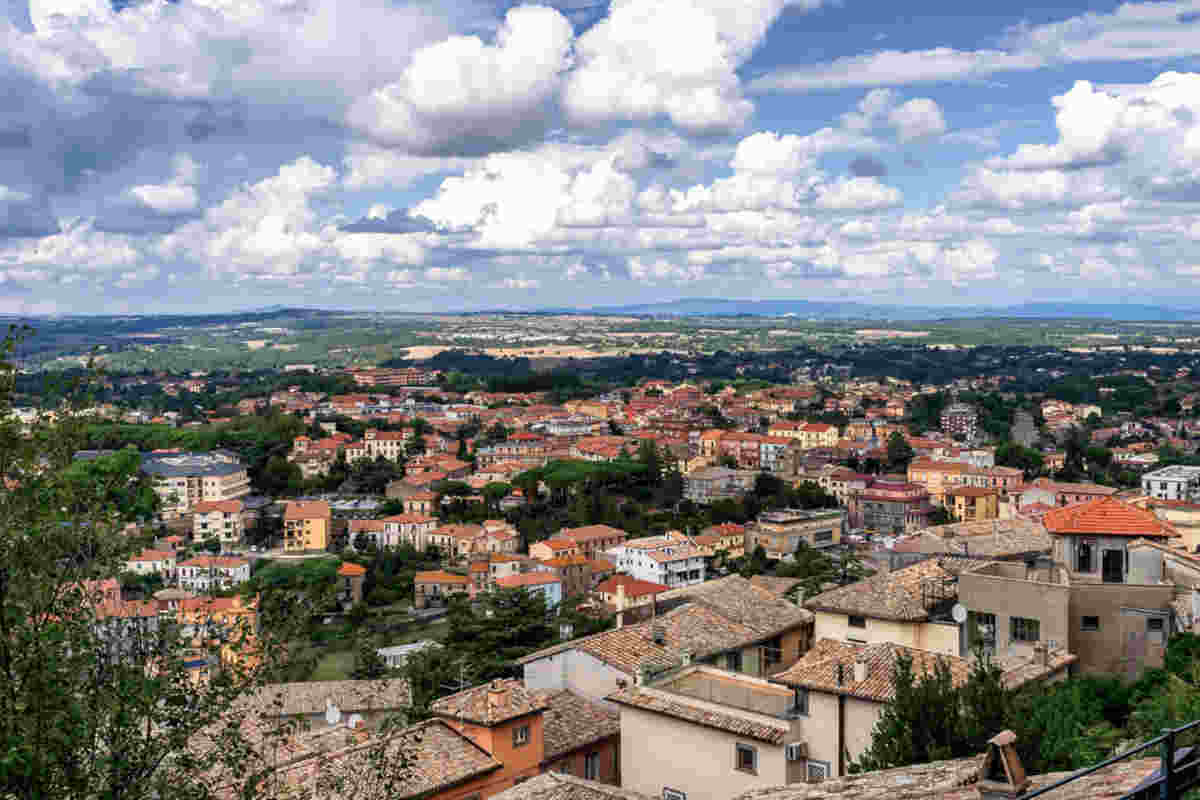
[585,752,600,781]
[1010,616,1040,643]
[726,651,743,672]
[1149,617,1165,632]
[663,788,687,800]
[1076,539,1094,573]
[1081,616,1100,632]
[848,615,866,629]
[814,531,834,544]
[513,725,530,747]
[806,761,830,782]
[968,611,997,654]
[790,687,809,717]
[735,743,758,774]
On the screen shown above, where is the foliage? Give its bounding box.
[350,634,390,680]
[59,447,161,521]
[442,588,557,682]
[885,432,914,472]
[995,442,1045,479]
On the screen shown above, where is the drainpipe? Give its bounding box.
[837,694,846,776]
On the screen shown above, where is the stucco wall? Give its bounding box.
[522,649,626,705]
[917,622,961,656]
[958,568,1071,656]
[1069,582,1174,676]
[619,705,788,800]
[813,610,920,648]
[787,690,840,773]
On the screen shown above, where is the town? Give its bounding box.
[16,326,1200,800]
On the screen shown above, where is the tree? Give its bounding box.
[995,442,1044,480]
[442,588,556,682]
[350,634,389,680]
[637,439,663,487]
[886,432,915,472]
[202,537,222,553]
[0,334,330,799]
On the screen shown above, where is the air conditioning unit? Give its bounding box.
[786,742,807,762]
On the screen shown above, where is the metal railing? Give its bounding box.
[1024,718,1200,800]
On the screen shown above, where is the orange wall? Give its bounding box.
[438,714,546,800]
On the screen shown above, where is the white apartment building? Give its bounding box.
[192,500,246,544]
[1142,465,1200,502]
[176,556,251,592]
[607,536,706,589]
[141,450,251,518]
[125,549,177,577]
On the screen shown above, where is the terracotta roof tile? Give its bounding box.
[1043,496,1176,538]
[607,684,790,744]
[431,678,549,726]
[488,773,652,800]
[414,570,469,585]
[595,574,669,598]
[533,689,619,761]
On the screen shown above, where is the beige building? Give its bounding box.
[414,570,470,609]
[126,548,176,576]
[192,499,246,544]
[770,638,1074,776]
[141,450,251,518]
[283,500,332,552]
[804,557,989,656]
[947,487,999,522]
[748,509,845,559]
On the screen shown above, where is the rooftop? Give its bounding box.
[247,678,412,717]
[496,573,562,588]
[608,678,791,745]
[141,450,245,477]
[431,678,550,726]
[657,575,813,637]
[535,689,620,761]
[558,524,628,543]
[414,570,469,585]
[805,557,989,622]
[1043,496,1177,538]
[284,500,332,521]
[595,574,670,598]
[757,508,844,524]
[488,772,651,800]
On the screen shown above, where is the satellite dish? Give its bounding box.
[951,603,968,623]
[325,698,342,726]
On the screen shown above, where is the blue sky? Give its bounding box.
[2,0,1200,312]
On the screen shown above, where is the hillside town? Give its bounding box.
[23,347,1200,799]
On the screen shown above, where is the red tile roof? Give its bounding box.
[595,574,669,598]
[193,500,245,513]
[1043,496,1177,538]
[414,570,470,585]
[337,562,366,577]
[497,573,561,588]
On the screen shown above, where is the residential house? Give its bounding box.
[126,548,176,577]
[531,539,581,561]
[1141,465,1200,502]
[176,555,251,592]
[769,638,1074,778]
[414,570,470,609]
[696,523,747,560]
[1026,477,1119,507]
[748,509,845,558]
[496,572,564,610]
[536,689,621,784]
[684,467,758,503]
[947,487,1000,522]
[284,500,332,552]
[192,499,246,544]
[858,479,933,534]
[348,519,387,551]
[798,423,839,450]
[534,555,592,599]
[383,513,440,550]
[804,557,990,656]
[337,561,366,605]
[553,525,628,561]
[594,574,669,625]
[607,536,706,589]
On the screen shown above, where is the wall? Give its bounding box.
[619,706,788,800]
[1069,582,1174,677]
[917,622,962,656]
[786,690,840,774]
[544,735,621,785]
[843,696,885,768]
[522,649,626,705]
[958,566,1071,657]
[813,610,920,648]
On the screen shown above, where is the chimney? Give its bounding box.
[836,663,844,686]
[854,656,868,683]
[652,623,665,646]
[487,680,509,712]
[615,582,627,612]
[978,731,1030,800]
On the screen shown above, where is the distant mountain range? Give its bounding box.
[549,298,1200,322]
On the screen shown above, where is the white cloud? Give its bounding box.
[125,155,202,214]
[731,128,878,174]
[887,98,947,142]
[564,0,822,132]
[425,267,470,282]
[953,166,1111,210]
[495,276,541,289]
[0,218,141,277]
[749,0,1200,92]
[815,177,902,211]
[628,256,706,283]
[347,5,573,155]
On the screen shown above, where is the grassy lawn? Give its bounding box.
[310,649,356,681]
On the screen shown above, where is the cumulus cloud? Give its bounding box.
[732,129,878,174]
[888,98,947,141]
[564,0,823,132]
[347,5,574,156]
[815,177,902,211]
[0,185,58,237]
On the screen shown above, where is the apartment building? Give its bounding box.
[141,450,251,518]
[683,466,758,503]
[940,403,978,439]
[1141,465,1200,501]
[414,570,470,609]
[552,525,628,561]
[607,536,706,588]
[858,478,934,533]
[283,500,332,552]
[192,499,246,544]
[748,509,845,558]
[126,548,176,576]
[946,487,1000,522]
[176,555,251,592]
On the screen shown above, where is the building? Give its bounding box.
[192,499,246,544]
[283,500,332,552]
[607,536,706,589]
[377,640,441,670]
[245,678,413,734]
[536,689,621,783]
[769,638,1073,778]
[1141,465,1200,501]
[414,570,470,609]
[695,523,747,560]
[176,555,251,592]
[804,557,990,655]
[940,403,978,440]
[748,509,845,558]
[531,539,581,562]
[553,525,628,561]
[683,467,758,503]
[1022,477,1119,508]
[126,548,176,576]
[594,575,669,624]
[140,450,251,518]
[858,479,933,534]
[337,561,366,606]
[496,572,564,610]
[522,576,813,699]
[946,487,1000,522]
[534,556,592,599]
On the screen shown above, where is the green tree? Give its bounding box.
[886,431,915,472]
[350,634,389,680]
[637,439,663,487]
[995,442,1045,480]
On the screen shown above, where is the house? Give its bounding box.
[246,678,412,733]
[594,575,669,625]
[534,555,593,599]
[1141,464,1200,502]
[126,548,176,576]
[798,423,839,450]
[537,689,621,783]
[769,638,1074,777]
[696,523,746,560]
[382,513,439,550]
[747,509,845,558]
[337,561,366,605]
[414,570,470,609]
[946,487,1000,522]
[683,466,758,503]
[521,576,813,699]
[606,536,706,589]
[348,519,387,551]
[857,479,933,534]
[496,572,564,610]
[283,500,332,552]
[192,499,246,544]
[377,640,441,670]
[176,555,251,592]
[1027,477,1119,507]
[553,525,628,561]
[804,557,990,656]
[531,539,581,561]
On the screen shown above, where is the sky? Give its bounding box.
[2,0,1200,313]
